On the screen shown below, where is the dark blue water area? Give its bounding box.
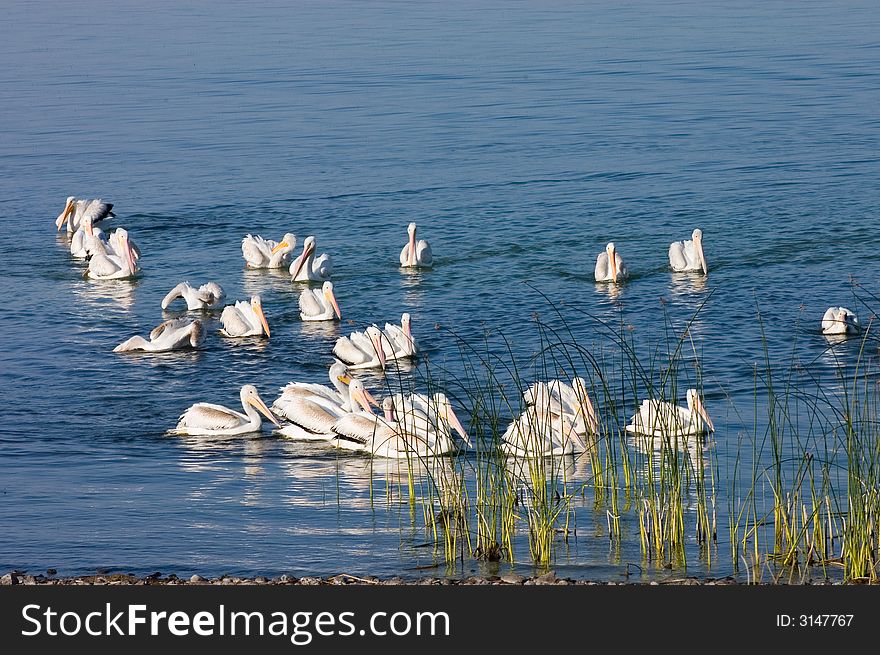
[1,0,878,580]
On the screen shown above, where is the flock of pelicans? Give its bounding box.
[56,196,860,459]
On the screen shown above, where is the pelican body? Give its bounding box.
[56,196,115,233]
[114,318,206,353]
[289,236,332,282]
[625,389,714,438]
[332,392,470,458]
[669,228,707,274]
[273,361,352,417]
[241,233,297,269]
[299,281,342,321]
[220,295,270,337]
[332,325,387,369]
[169,384,281,436]
[162,281,226,311]
[70,216,108,259]
[595,242,628,282]
[381,312,418,359]
[86,227,139,279]
[399,222,433,269]
[275,377,376,441]
[500,378,598,457]
[821,307,859,336]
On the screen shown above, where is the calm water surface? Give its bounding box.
[1,0,879,580]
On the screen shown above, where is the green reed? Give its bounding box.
[360,283,880,582]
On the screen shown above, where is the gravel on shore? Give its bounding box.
[0,570,850,586]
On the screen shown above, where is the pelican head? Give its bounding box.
[839,307,858,329]
[348,379,375,414]
[271,233,297,255]
[240,384,281,427]
[382,397,396,422]
[189,320,206,347]
[113,228,137,274]
[289,236,316,280]
[323,281,342,319]
[686,388,714,432]
[407,222,417,235]
[250,295,271,337]
[56,196,76,231]
[606,242,619,281]
[329,359,350,385]
[401,312,412,336]
[365,325,387,369]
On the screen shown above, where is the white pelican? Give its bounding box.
[625,388,714,438]
[332,325,387,370]
[500,378,598,457]
[821,307,860,336]
[86,228,139,279]
[220,295,270,338]
[114,318,206,352]
[241,233,297,269]
[381,312,418,359]
[169,384,281,436]
[70,216,108,259]
[669,228,707,274]
[333,392,470,458]
[299,281,341,321]
[56,196,115,233]
[392,392,470,450]
[594,242,628,283]
[273,361,353,416]
[289,236,332,282]
[275,378,375,441]
[104,228,142,261]
[162,281,226,311]
[399,222,433,269]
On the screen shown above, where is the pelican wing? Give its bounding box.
[669,241,688,271]
[332,335,369,365]
[332,414,402,453]
[298,289,324,318]
[820,308,838,333]
[149,319,179,340]
[81,199,114,226]
[399,243,412,266]
[595,252,610,281]
[197,282,225,306]
[87,254,123,278]
[241,234,273,267]
[151,319,203,349]
[176,403,245,430]
[313,253,333,280]
[220,304,252,336]
[70,230,87,257]
[185,320,206,347]
[280,396,344,435]
[275,382,343,406]
[416,240,433,267]
[161,282,194,310]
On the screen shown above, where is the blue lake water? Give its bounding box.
[1,0,879,581]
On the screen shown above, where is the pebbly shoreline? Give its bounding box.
[0,570,852,586]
